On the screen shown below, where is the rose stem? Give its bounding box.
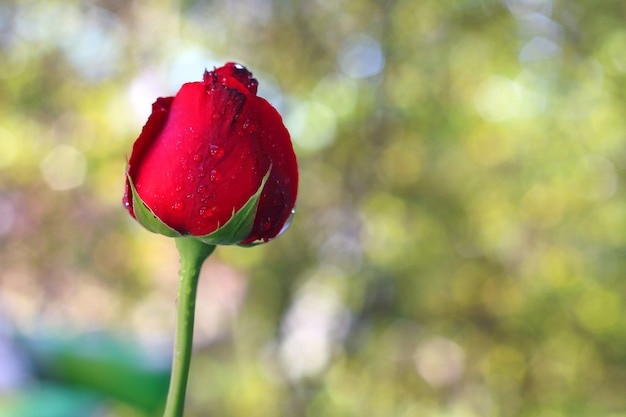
[163,237,215,417]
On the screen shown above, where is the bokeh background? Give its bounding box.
[1,0,626,416]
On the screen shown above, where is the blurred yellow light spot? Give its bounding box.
[313,74,358,118]
[286,100,336,153]
[385,64,426,109]
[520,184,565,229]
[576,286,621,333]
[414,337,465,387]
[572,154,617,200]
[535,246,584,288]
[40,144,87,190]
[474,75,521,121]
[360,193,410,265]
[376,141,422,186]
[469,191,517,251]
[465,128,515,168]
[606,30,626,72]
[481,345,526,382]
[0,127,18,168]
[473,73,545,121]
[390,0,445,42]
[449,35,493,100]
[325,362,369,408]
[481,277,524,317]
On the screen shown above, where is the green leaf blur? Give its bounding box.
[0,0,625,416]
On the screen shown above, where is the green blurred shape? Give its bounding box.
[19,332,170,415]
[0,383,101,417]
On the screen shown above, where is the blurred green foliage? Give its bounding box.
[1,0,626,416]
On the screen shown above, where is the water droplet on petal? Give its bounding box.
[192,154,202,162]
[197,185,206,194]
[172,201,185,211]
[260,219,272,231]
[175,185,183,192]
[241,119,256,134]
[210,169,222,183]
[210,144,224,159]
[212,113,221,120]
[199,205,219,218]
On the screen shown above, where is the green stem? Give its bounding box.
[163,237,215,417]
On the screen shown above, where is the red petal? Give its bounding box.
[125,63,298,243]
[131,82,270,235]
[240,96,298,244]
[124,96,174,217]
[205,62,259,95]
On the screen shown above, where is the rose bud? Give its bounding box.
[123,63,298,245]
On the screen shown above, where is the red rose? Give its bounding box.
[123,63,298,245]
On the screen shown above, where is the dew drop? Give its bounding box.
[192,154,202,162]
[199,205,220,218]
[172,201,185,211]
[260,219,272,231]
[175,185,183,192]
[212,113,221,120]
[187,174,195,182]
[210,169,222,183]
[197,185,206,194]
[210,144,224,159]
[242,119,256,133]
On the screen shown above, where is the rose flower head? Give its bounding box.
[123,63,298,245]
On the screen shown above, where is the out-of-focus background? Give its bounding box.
[1,0,625,416]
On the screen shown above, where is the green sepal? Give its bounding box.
[196,167,271,246]
[127,174,181,238]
